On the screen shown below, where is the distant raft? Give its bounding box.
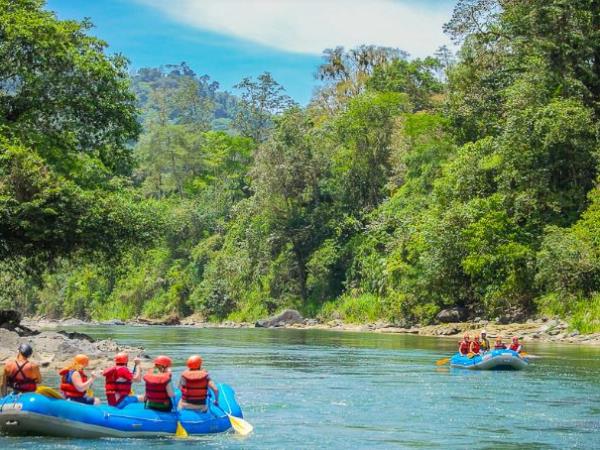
[450,349,528,370]
[0,383,242,438]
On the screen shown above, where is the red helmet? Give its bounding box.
[154,355,172,368]
[187,355,203,370]
[115,352,129,365]
[512,336,519,342]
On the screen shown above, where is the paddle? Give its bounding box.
[36,385,63,399]
[435,357,450,366]
[175,418,189,438]
[213,403,253,436]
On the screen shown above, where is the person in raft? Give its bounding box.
[458,333,471,355]
[178,355,219,412]
[59,354,101,405]
[102,352,143,408]
[143,355,176,412]
[479,330,491,352]
[1,343,42,396]
[470,334,481,355]
[494,336,507,350]
[508,336,523,353]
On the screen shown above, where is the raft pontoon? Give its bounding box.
[0,384,242,437]
[450,349,528,370]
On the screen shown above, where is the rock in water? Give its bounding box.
[255,309,304,328]
[436,307,467,323]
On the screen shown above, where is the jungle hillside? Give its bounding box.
[1,0,599,332]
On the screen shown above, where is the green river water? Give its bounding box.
[1,325,599,449]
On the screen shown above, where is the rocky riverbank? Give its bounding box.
[16,309,600,348]
[0,311,146,371]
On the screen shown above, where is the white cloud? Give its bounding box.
[136,0,452,57]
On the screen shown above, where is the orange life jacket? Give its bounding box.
[459,340,470,355]
[143,370,171,405]
[471,341,481,354]
[103,365,133,406]
[180,369,209,404]
[59,369,87,398]
[5,360,38,393]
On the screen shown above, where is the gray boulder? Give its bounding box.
[255,309,303,328]
[436,307,467,323]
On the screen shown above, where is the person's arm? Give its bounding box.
[166,382,176,410]
[71,371,96,392]
[32,364,42,384]
[0,365,7,396]
[132,358,143,382]
[208,379,219,405]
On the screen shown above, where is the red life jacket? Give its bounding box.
[6,360,37,393]
[494,343,507,350]
[509,343,521,352]
[143,370,171,405]
[181,369,209,404]
[471,341,481,354]
[459,340,470,355]
[59,369,87,398]
[103,365,133,406]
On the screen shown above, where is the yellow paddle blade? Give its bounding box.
[435,358,450,366]
[175,421,189,438]
[36,385,63,399]
[228,414,253,436]
[467,352,476,359]
[87,389,94,397]
[130,388,135,395]
[519,352,528,358]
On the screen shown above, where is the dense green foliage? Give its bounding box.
[1,0,599,332]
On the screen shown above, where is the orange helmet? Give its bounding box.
[115,352,129,365]
[74,354,89,367]
[474,335,480,341]
[495,336,503,342]
[154,355,172,368]
[187,355,203,370]
[463,332,470,339]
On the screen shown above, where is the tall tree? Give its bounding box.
[233,72,295,143]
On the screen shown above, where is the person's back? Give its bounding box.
[103,352,141,407]
[2,344,41,395]
[143,355,175,412]
[59,354,100,405]
[179,355,219,412]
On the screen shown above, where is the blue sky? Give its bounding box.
[46,0,456,104]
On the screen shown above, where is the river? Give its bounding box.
[1,326,599,449]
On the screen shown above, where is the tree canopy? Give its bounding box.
[2,0,599,332]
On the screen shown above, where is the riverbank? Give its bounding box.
[20,312,600,346]
[0,312,146,370]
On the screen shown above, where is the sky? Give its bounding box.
[46,0,456,104]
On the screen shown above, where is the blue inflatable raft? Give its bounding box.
[0,383,243,438]
[450,349,528,370]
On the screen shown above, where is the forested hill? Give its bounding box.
[1,0,599,333]
[131,63,238,132]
